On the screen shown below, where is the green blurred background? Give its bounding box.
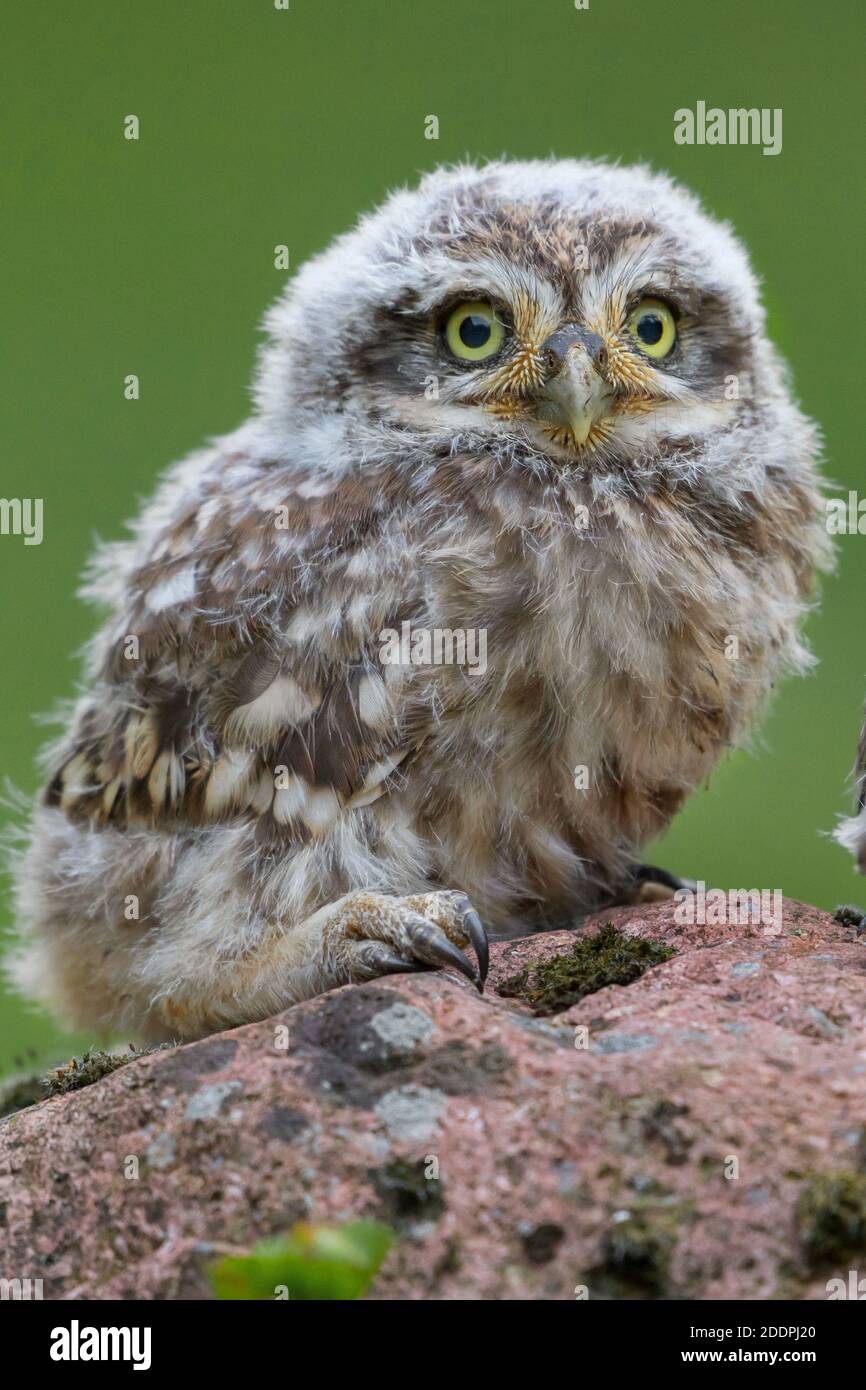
[0,0,863,1076]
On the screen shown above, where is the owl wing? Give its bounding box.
[44,449,435,842]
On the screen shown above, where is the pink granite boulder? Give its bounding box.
[1,897,865,1300]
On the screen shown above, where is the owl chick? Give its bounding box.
[9,160,828,1042]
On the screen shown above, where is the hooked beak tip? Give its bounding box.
[539,351,613,447]
[567,410,594,445]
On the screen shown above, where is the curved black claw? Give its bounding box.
[365,944,430,976]
[405,914,481,990]
[460,904,489,984]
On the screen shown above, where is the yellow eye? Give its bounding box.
[444,300,505,362]
[626,297,677,359]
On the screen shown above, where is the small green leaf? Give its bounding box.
[210,1220,394,1301]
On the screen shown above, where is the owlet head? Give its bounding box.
[255,159,811,496]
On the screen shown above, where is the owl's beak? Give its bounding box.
[537,325,614,446]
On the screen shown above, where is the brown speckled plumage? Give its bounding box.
[8,160,828,1040]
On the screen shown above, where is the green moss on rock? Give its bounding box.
[588,1207,679,1297]
[41,1042,175,1100]
[497,923,675,1015]
[369,1158,445,1227]
[45,1049,131,1096]
[796,1169,866,1267]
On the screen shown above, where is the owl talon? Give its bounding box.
[460,906,489,983]
[362,944,431,976]
[318,889,488,995]
[402,913,481,990]
[399,889,489,987]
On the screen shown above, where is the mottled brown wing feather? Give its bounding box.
[44,452,430,841]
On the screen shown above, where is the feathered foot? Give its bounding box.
[629,863,698,905]
[319,889,489,993]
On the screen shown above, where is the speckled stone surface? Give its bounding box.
[2,897,865,1300]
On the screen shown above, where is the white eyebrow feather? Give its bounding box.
[397,249,565,330]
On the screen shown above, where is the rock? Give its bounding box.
[2,896,866,1300]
